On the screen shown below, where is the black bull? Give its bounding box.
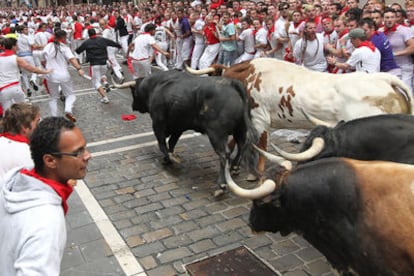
[225,158,414,275]
[272,114,414,165]
[127,71,258,192]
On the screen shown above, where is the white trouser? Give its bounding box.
[90,65,108,90]
[235,52,255,64]
[107,47,123,79]
[20,55,36,92]
[120,35,129,57]
[131,59,151,79]
[72,39,85,63]
[191,43,205,69]
[0,83,25,110]
[174,37,184,70]
[199,43,220,69]
[400,63,414,93]
[155,41,169,71]
[47,80,76,116]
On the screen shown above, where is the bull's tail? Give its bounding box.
[232,79,260,175]
[384,74,413,115]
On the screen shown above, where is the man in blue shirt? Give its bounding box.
[218,12,237,66]
[359,18,401,77]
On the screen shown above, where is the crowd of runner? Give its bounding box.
[0,0,413,119]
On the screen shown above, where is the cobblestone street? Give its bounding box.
[30,67,335,276]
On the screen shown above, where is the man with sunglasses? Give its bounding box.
[0,117,91,275]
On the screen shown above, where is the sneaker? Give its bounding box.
[30,80,39,91]
[100,97,109,104]
[65,112,77,123]
[27,90,32,98]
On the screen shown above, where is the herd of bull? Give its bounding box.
[114,59,414,275]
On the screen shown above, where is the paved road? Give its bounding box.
[29,65,335,276]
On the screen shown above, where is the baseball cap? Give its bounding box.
[348,28,367,40]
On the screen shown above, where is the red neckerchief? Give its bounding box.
[409,21,414,27]
[0,49,15,57]
[89,34,97,38]
[338,29,349,39]
[253,26,262,36]
[358,41,376,52]
[293,21,303,29]
[324,29,334,36]
[20,168,73,215]
[0,132,29,144]
[267,24,275,40]
[383,24,399,35]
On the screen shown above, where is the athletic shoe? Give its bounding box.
[100,97,109,104]
[27,90,32,98]
[30,80,38,91]
[65,113,77,123]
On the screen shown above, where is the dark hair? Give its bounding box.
[144,23,157,32]
[359,17,377,30]
[54,29,67,39]
[88,28,96,37]
[3,37,17,50]
[384,7,397,14]
[3,103,40,134]
[30,117,75,173]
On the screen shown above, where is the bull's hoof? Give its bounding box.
[168,153,182,164]
[214,188,226,197]
[230,166,240,175]
[246,173,258,182]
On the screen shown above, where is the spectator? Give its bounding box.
[382,8,414,91]
[217,11,237,66]
[359,17,401,77]
[327,27,381,73]
[0,116,91,275]
[0,103,39,179]
[293,20,328,71]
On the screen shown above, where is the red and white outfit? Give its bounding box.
[129,33,156,79]
[102,26,124,80]
[254,27,268,58]
[346,41,380,73]
[199,23,221,69]
[0,50,25,110]
[72,21,84,63]
[0,133,33,179]
[42,41,76,117]
[190,18,205,69]
[235,27,255,63]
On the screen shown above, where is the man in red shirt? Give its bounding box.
[198,14,220,69]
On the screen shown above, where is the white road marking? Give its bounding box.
[75,180,147,276]
[88,132,155,147]
[91,133,201,157]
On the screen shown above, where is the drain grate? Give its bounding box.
[185,245,280,276]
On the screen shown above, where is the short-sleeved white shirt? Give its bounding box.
[346,45,381,73]
[239,28,255,53]
[43,42,74,82]
[131,34,156,60]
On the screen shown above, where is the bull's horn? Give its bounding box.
[225,161,276,199]
[184,64,215,75]
[301,108,335,128]
[112,80,136,89]
[252,145,292,171]
[270,137,325,161]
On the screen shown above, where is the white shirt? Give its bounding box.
[239,28,255,54]
[43,41,75,82]
[347,45,381,73]
[131,33,156,60]
[0,137,33,180]
[293,33,327,72]
[193,18,205,45]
